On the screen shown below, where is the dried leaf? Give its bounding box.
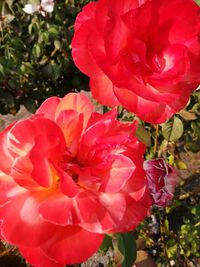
[135,250,157,267]
[136,124,151,146]
[178,110,197,121]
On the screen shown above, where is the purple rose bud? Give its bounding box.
[144,159,177,207]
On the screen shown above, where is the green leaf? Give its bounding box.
[1,2,9,15]
[191,205,200,216]
[195,0,200,6]
[167,154,175,165]
[115,231,136,267]
[0,91,14,107]
[191,120,200,137]
[100,234,113,252]
[5,0,14,7]
[0,255,27,267]
[28,23,33,35]
[0,64,4,75]
[193,90,200,102]
[29,0,40,5]
[42,62,60,80]
[39,32,49,44]
[24,98,37,113]
[167,244,178,258]
[136,124,151,146]
[54,40,61,50]
[48,26,59,37]
[191,103,200,117]
[103,106,111,114]
[20,62,34,75]
[185,140,200,152]
[162,116,184,142]
[175,159,187,170]
[32,44,41,58]
[8,78,18,89]
[164,218,169,234]
[5,14,15,23]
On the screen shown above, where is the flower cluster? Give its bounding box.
[23,0,54,17]
[1,0,196,265]
[72,0,200,123]
[0,93,151,267]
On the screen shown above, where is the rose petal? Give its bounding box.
[90,75,120,106]
[41,226,104,265]
[72,18,103,77]
[0,192,57,246]
[98,154,135,193]
[55,93,94,130]
[0,123,16,174]
[74,2,97,31]
[39,193,73,225]
[19,246,63,267]
[36,97,61,120]
[56,110,83,155]
[22,4,37,14]
[114,87,171,123]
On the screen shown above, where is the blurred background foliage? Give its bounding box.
[0,0,90,115]
[0,0,199,266]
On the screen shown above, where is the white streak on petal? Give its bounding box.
[7,186,27,198]
[7,132,27,157]
[20,197,41,224]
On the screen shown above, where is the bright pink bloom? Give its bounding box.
[0,93,151,267]
[72,0,200,123]
[143,159,177,206]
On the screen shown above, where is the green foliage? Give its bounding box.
[137,196,200,266]
[181,90,200,153]
[114,232,137,267]
[166,203,200,262]
[100,235,113,253]
[136,124,151,146]
[133,89,200,266]
[195,0,200,6]
[0,0,90,115]
[162,116,184,142]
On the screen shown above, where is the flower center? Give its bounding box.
[60,150,84,183]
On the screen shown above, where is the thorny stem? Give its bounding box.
[159,210,173,267]
[178,187,200,200]
[66,265,81,267]
[41,47,58,65]
[0,248,15,256]
[153,125,159,155]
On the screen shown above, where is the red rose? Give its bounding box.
[143,159,177,206]
[0,93,151,267]
[72,0,200,123]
